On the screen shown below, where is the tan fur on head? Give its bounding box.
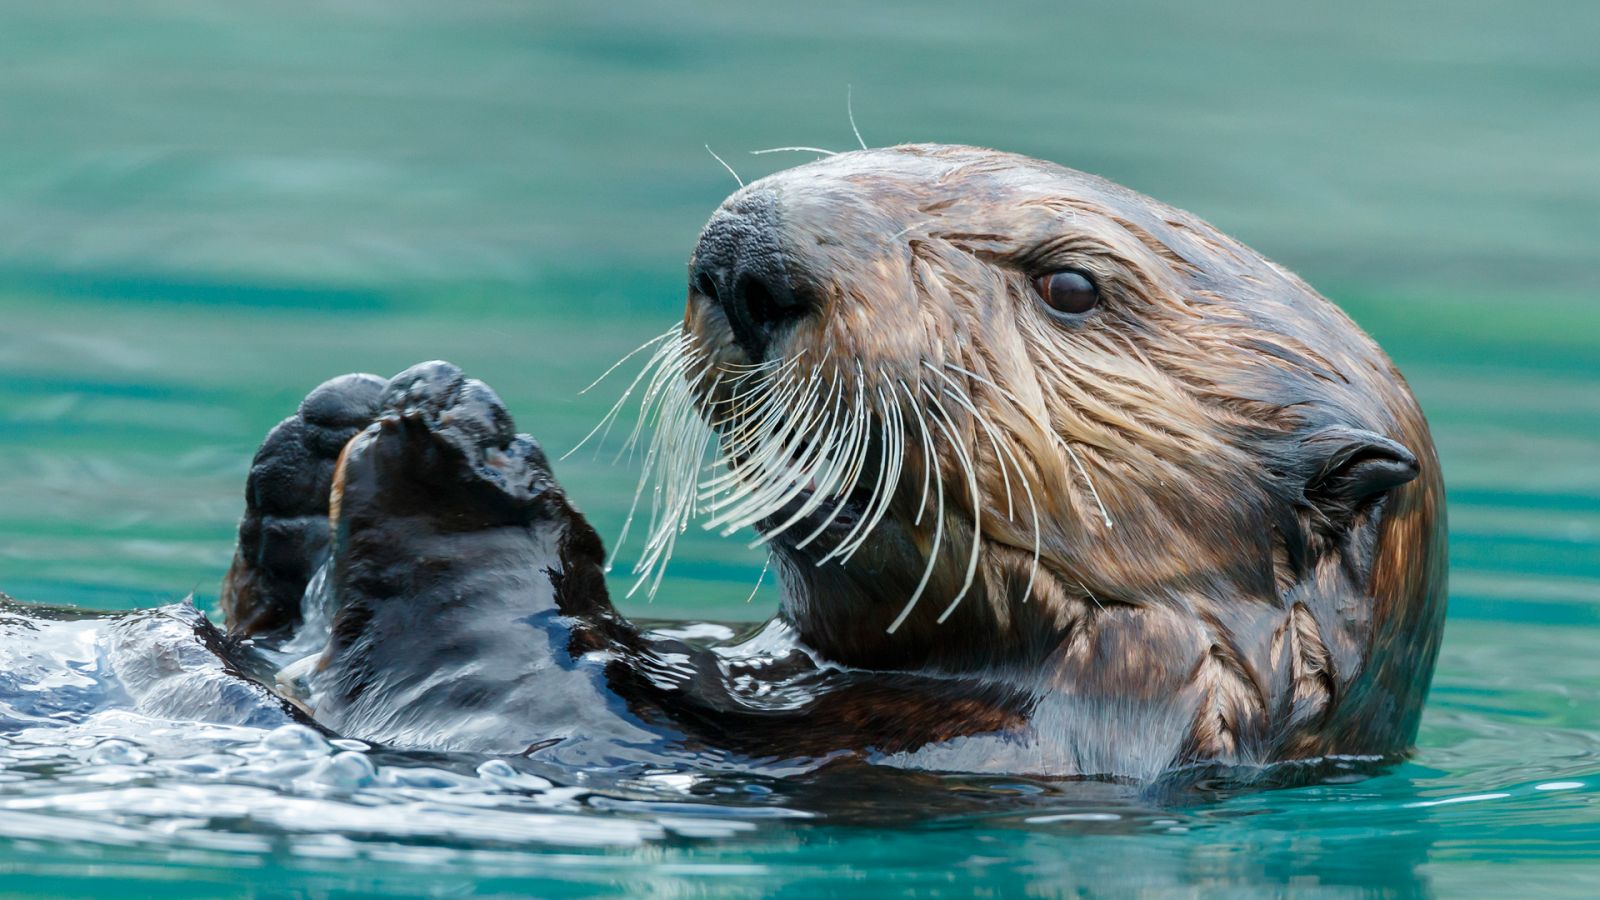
[606,144,1444,773]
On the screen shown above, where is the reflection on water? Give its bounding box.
[2,701,1596,895]
[1,0,1598,894]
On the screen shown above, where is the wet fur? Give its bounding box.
[212,145,1445,779]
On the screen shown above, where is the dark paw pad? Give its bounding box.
[380,361,517,455]
[299,374,389,455]
[222,373,385,639]
[367,361,552,508]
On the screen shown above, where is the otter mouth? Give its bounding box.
[712,423,890,559]
[755,477,873,553]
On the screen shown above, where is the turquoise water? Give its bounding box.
[1,0,1597,894]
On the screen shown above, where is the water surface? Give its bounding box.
[0,0,1597,895]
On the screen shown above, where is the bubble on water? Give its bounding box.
[303,751,377,792]
[162,753,245,776]
[476,758,516,779]
[476,758,554,791]
[655,815,757,839]
[249,758,323,782]
[260,724,332,757]
[330,738,371,752]
[377,766,480,790]
[1025,812,1122,824]
[87,740,148,766]
[636,772,698,793]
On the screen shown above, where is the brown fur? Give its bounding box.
[682,144,1446,772]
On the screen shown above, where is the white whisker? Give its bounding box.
[705,144,744,188]
[745,556,772,604]
[922,383,981,624]
[847,85,867,150]
[944,362,1114,529]
[740,378,848,543]
[795,369,871,550]
[750,147,837,156]
[833,382,905,564]
[702,362,831,529]
[1079,580,1104,611]
[923,363,1012,519]
[579,328,676,395]
[888,378,944,635]
[888,220,933,243]
[565,327,683,461]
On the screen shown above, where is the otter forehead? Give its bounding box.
[704,144,1196,254]
[719,144,1115,206]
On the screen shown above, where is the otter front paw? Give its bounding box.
[221,373,386,641]
[335,360,561,525]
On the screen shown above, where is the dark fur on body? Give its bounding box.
[209,145,1447,778]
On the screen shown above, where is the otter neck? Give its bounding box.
[772,544,1078,676]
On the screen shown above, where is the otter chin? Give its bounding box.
[0,144,1445,783]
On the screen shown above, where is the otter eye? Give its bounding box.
[1032,269,1099,317]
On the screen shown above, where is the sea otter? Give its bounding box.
[5,145,1447,781]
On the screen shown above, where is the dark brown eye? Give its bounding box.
[1032,269,1099,317]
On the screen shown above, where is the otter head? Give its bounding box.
[636,145,1444,760]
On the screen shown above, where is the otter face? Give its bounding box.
[629,146,1442,745]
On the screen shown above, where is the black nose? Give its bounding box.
[690,193,813,358]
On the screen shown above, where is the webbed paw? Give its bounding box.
[221,373,385,640]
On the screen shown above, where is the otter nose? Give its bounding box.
[690,194,813,358]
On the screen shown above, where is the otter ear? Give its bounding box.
[1301,427,1419,524]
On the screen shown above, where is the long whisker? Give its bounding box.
[701,369,808,496]
[745,556,772,604]
[565,327,683,460]
[609,340,694,569]
[740,378,849,543]
[847,85,868,151]
[923,363,1012,518]
[705,145,744,188]
[703,363,833,531]
[750,147,837,156]
[795,368,872,550]
[888,378,944,634]
[628,368,723,598]
[992,433,1042,604]
[921,383,981,623]
[579,327,677,395]
[926,367,1043,604]
[944,361,1114,529]
[833,382,905,564]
